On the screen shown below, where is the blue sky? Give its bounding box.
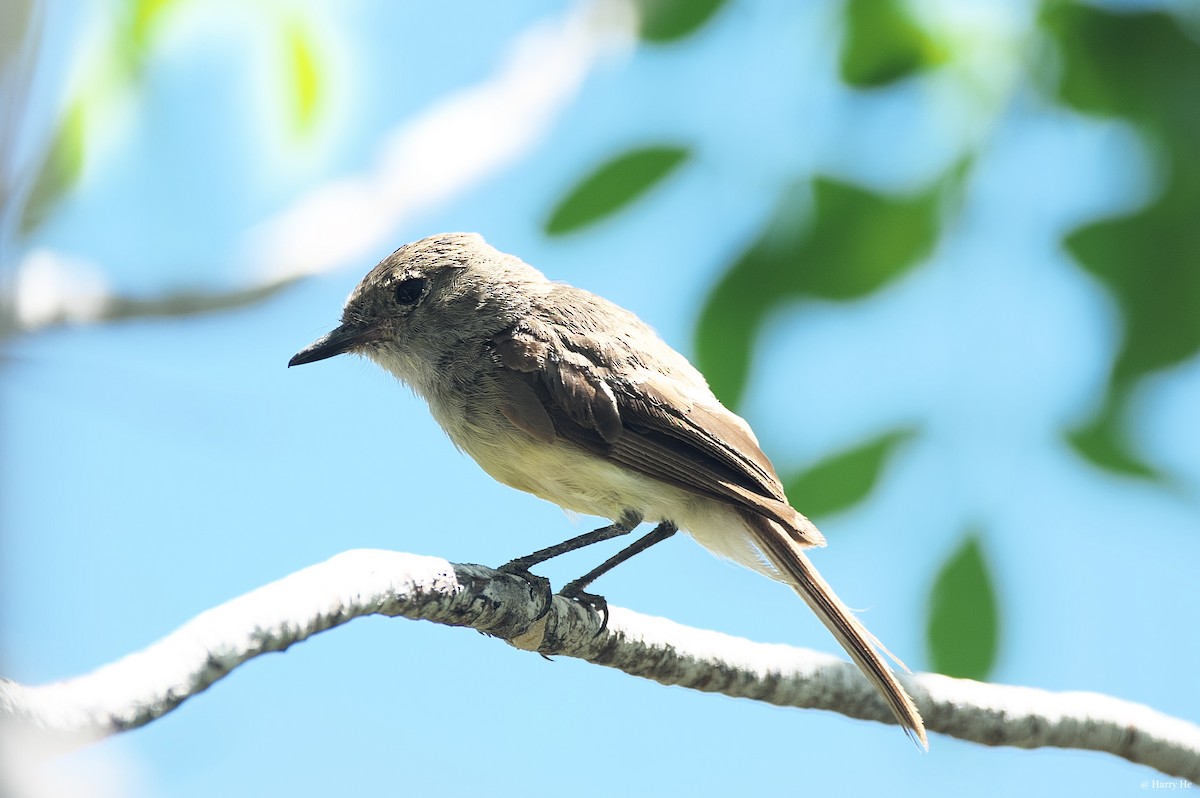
[3,1,1198,795]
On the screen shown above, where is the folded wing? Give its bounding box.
[491,314,822,547]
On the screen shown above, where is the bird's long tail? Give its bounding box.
[744,513,927,748]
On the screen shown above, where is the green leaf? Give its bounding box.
[117,0,178,74]
[785,428,915,521]
[695,183,806,406]
[544,145,690,236]
[840,0,946,88]
[791,177,943,299]
[1040,3,1200,135]
[1064,181,1200,390]
[130,0,173,50]
[1040,3,1200,477]
[20,101,86,234]
[1067,389,1157,479]
[695,175,943,408]
[285,23,321,135]
[927,533,999,681]
[634,0,727,43]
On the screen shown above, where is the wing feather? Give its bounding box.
[492,319,823,546]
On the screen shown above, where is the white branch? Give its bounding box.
[1,247,300,335]
[2,549,1197,780]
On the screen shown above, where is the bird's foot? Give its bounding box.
[559,580,610,634]
[497,560,554,622]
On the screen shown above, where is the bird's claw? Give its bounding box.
[498,561,554,622]
[559,581,610,634]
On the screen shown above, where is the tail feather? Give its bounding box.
[744,513,927,748]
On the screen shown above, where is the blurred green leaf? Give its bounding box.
[1041,3,1200,477]
[285,23,322,135]
[696,176,942,407]
[785,427,915,521]
[1067,390,1156,478]
[927,533,999,680]
[23,0,177,233]
[695,183,805,407]
[544,145,689,236]
[635,0,727,43]
[130,0,173,50]
[117,0,177,74]
[1066,185,1200,384]
[793,177,942,299]
[20,101,86,234]
[840,0,946,88]
[1041,3,1200,134]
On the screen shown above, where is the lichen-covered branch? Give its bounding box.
[1,550,1197,780]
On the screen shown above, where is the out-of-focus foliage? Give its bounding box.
[285,21,322,135]
[544,145,690,236]
[544,0,720,236]
[840,0,946,87]
[696,176,945,408]
[927,533,999,681]
[634,0,728,43]
[1040,4,1200,479]
[17,0,327,235]
[545,0,1198,678]
[18,99,84,233]
[22,0,178,233]
[785,427,915,522]
[122,0,176,69]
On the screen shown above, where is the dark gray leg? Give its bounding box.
[560,522,678,631]
[500,511,643,572]
[561,522,678,596]
[498,512,643,618]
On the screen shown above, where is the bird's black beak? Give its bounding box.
[288,323,375,367]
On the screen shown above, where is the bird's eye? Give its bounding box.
[393,277,425,305]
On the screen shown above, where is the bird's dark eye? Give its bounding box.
[393,277,426,305]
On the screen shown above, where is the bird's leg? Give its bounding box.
[560,522,678,632]
[500,511,643,572]
[560,521,678,595]
[498,512,642,617]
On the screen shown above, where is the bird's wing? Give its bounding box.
[491,318,822,546]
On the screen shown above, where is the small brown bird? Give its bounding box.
[290,232,926,746]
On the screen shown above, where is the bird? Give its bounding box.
[288,232,926,746]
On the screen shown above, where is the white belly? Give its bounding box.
[451,419,775,579]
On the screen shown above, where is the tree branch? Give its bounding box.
[2,550,1197,780]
